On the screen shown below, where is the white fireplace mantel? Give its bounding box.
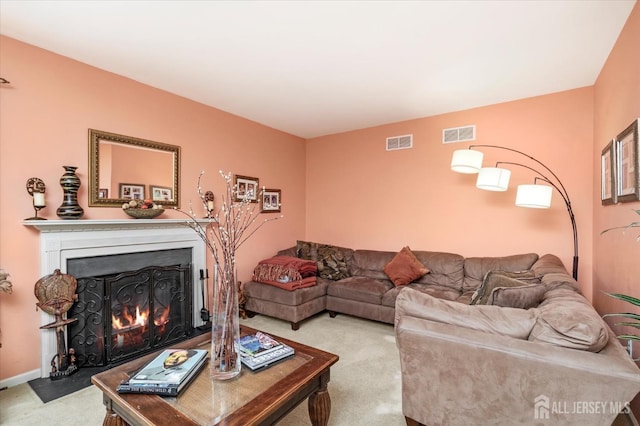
[24,218,210,377]
[23,218,207,232]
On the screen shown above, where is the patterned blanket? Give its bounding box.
[252,256,317,291]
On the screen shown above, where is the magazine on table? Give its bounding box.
[116,354,207,396]
[128,348,208,385]
[236,331,284,357]
[240,343,295,372]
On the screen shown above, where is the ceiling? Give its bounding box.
[0,1,636,138]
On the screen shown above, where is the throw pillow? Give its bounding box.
[296,240,318,261]
[383,246,430,287]
[296,240,352,280]
[470,270,541,305]
[316,244,351,280]
[487,283,547,309]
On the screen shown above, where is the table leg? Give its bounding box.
[308,386,331,426]
[103,406,128,426]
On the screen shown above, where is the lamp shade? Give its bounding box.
[515,184,552,208]
[476,167,511,191]
[451,149,483,174]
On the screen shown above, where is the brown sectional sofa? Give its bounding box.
[244,243,543,329]
[243,243,640,424]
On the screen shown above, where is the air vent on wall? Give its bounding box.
[442,125,476,144]
[386,134,413,151]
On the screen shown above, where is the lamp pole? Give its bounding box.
[469,145,578,280]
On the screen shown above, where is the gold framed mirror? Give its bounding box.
[89,129,180,208]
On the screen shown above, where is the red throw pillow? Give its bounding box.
[383,246,430,286]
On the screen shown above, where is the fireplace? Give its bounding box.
[67,249,194,367]
[24,219,209,378]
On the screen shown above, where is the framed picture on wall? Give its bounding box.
[234,175,259,202]
[151,185,173,202]
[119,183,145,200]
[601,140,617,205]
[615,118,639,203]
[261,189,281,213]
[98,188,109,199]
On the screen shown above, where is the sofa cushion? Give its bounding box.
[383,284,461,308]
[463,253,539,290]
[296,240,353,280]
[327,276,392,305]
[528,290,609,352]
[350,250,397,280]
[411,251,465,291]
[531,253,571,276]
[471,270,542,306]
[383,246,429,286]
[395,287,538,339]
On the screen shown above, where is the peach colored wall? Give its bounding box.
[306,88,594,293]
[0,36,306,381]
[593,4,640,342]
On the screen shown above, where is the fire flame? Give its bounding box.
[112,305,171,332]
[112,306,148,331]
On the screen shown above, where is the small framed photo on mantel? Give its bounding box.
[615,118,639,203]
[601,139,617,205]
[234,175,259,203]
[261,189,281,213]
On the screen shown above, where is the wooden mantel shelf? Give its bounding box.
[23,218,211,233]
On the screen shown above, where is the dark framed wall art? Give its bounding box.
[616,119,639,203]
[234,175,259,202]
[261,189,281,213]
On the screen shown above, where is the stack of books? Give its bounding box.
[117,348,208,396]
[237,331,295,372]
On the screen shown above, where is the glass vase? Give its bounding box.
[210,268,241,380]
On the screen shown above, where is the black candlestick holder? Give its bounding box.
[27,205,46,221]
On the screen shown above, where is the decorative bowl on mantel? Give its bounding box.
[124,208,164,219]
[122,199,164,219]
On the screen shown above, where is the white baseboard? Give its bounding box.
[0,369,40,389]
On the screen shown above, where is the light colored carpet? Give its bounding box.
[0,313,404,425]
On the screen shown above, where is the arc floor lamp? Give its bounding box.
[451,145,578,280]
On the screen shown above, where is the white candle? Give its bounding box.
[33,192,46,207]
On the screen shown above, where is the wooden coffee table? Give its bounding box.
[91,326,339,426]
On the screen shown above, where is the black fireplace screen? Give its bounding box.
[68,265,192,367]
